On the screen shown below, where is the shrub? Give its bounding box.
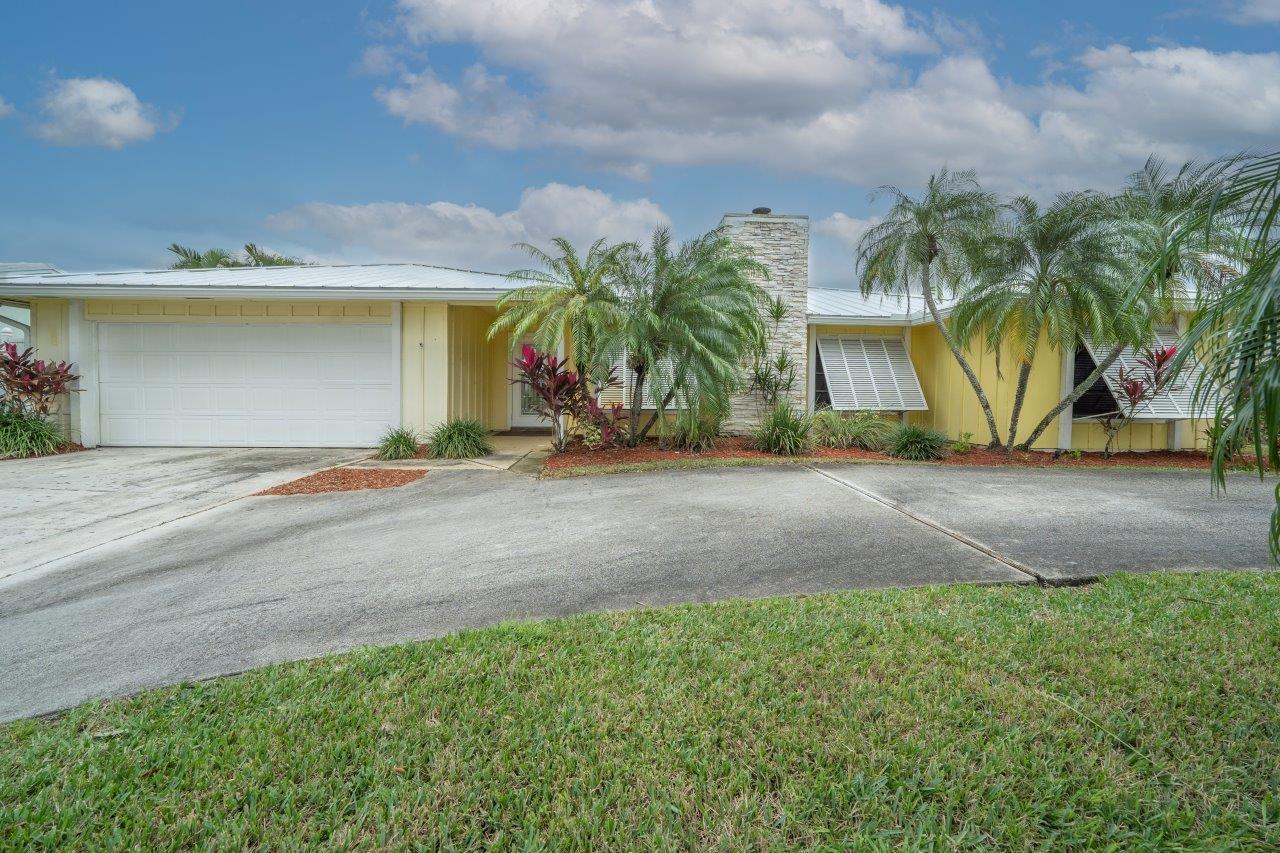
[0,342,79,417]
[813,409,893,451]
[886,424,949,461]
[427,418,493,459]
[0,408,65,458]
[376,426,420,460]
[662,405,723,453]
[950,431,974,453]
[752,404,813,456]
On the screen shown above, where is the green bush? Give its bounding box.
[376,426,421,460]
[0,408,65,458]
[813,409,893,450]
[427,418,493,459]
[886,423,949,461]
[752,404,813,456]
[661,405,723,453]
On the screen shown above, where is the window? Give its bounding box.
[813,335,927,411]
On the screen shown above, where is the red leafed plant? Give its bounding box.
[0,342,80,417]
[1097,345,1179,458]
[511,344,581,452]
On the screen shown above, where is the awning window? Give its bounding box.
[815,335,927,411]
[1079,326,1209,421]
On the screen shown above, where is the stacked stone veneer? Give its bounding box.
[721,212,810,434]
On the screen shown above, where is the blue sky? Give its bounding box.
[1,0,1277,287]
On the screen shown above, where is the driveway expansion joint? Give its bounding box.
[804,464,1059,586]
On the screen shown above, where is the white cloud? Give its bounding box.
[1223,0,1280,23]
[370,0,1280,193]
[34,77,172,149]
[266,183,671,270]
[816,212,881,251]
[0,96,13,119]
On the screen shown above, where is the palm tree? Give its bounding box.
[857,169,1003,446]
[167,244,244,269]
[488,237,628,393]
[951,193,1130,453]
[167,243,304,269]
[609,226,768,444]
[1174,151,1280,552]
[1016,155,1245,449]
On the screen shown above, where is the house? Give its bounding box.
[0,211,1206,452]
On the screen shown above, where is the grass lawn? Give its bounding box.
[3,573,1278,848]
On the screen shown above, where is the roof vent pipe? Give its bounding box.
[751,207,772,215]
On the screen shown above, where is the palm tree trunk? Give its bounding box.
[920,269,1002,447]
[637,388,677,441]
[1005,362,1032,454]
[1016,343,1123,450]
[627,363,647,446]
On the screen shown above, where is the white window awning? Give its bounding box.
[816,335,927,411]
[1080,326,1208,421]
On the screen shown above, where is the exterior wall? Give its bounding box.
[721,212,809,433]
[401,303,448,435]
[84,299,392,322]
[908,321,1205,452]
[447,305,508,431]
[30,298,70,360]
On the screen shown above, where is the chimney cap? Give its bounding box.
[751,206,772,215]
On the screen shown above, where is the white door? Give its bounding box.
[97,322,396,447]
[509,339,547,428]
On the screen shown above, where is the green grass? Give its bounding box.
[3,573,1278,848]
[543,455,801,478]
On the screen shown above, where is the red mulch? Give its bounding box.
[255,467,426,496]
[544,436,1220,472]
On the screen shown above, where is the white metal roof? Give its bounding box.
[0,262,61,279]
[0,263,519,301]
[807,287,957,325]
[1080,326,1209,421]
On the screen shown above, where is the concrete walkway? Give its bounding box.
[1,461,1273,720]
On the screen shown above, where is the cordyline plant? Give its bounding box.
[1097,345,1178,457]
[0,342,79,417]
[510,345,622,452]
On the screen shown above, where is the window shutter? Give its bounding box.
[816,335,927,411]
[1079,326,1208,420]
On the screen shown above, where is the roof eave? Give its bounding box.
[807,314,912,326]
[0,285,512,302]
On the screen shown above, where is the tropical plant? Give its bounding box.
[0,342,79,417]
[509,344,583,452]
[1017,156,1245,450]
[376,426,420,460]
[167,243,304,269]
[609,226,768,445]
[752,403,813,456]
[0,407,65,458]
[857,169,1002,446]
[1172,151,1280,551]
[426,418,493,459]
[489,238,629,395]
[951,193,1131,453]
[576,396,625,450]
[812,409,892,451]
[951,431,975,453]
[886,424,949,461]
[661,397,725,453]
[1095,346,1179,458]
[748,296,799,409]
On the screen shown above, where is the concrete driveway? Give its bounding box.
[0,447,367,584]
[1,461,1274,720]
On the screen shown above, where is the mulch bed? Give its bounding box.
[543,435,1222,473]
[0,442,87,462]
[255,467,426,496]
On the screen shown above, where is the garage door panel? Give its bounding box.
[98,322,394,447]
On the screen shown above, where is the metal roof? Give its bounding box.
[0,263,519,300]
[0,262,61,278]
[808,287,957,325]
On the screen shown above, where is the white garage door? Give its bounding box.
[98,322,396,447]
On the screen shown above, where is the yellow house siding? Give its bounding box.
[29,298,70,361]
[84,299,393,322]
[400,303,450,434]
[447,306,504,429]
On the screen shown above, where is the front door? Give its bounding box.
[509,340,546,428]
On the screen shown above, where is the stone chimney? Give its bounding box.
[720,210,809,433]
